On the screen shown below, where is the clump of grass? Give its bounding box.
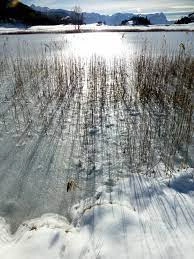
[133,45,193,172]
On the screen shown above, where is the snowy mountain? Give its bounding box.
[145,12,168,24]
[31,4,169,25]
[83,12,134,25]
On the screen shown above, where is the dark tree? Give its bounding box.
[121,19,129,25]
[130,16,151,25]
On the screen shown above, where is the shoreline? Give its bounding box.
[0,26,194,35]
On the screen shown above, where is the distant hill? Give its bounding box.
[188,13,194,21]
[0,0,57,25]
[121,16,151,26]
[175,12,194,24]
[0,1,169,26]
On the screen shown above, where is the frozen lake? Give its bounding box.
[0,31,193,233]
[1,31,194,58]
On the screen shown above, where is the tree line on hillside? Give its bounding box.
[121,16,151,25]
[0,0,56,25]
[175,13,194,24]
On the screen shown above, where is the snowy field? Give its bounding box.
[0,32,194,258]
[0,23,194,34]
[0,168,194,259]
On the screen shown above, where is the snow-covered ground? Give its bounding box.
[0,23,194,34]
[0,168,194,259]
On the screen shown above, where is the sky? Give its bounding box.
[22,0,194,14]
